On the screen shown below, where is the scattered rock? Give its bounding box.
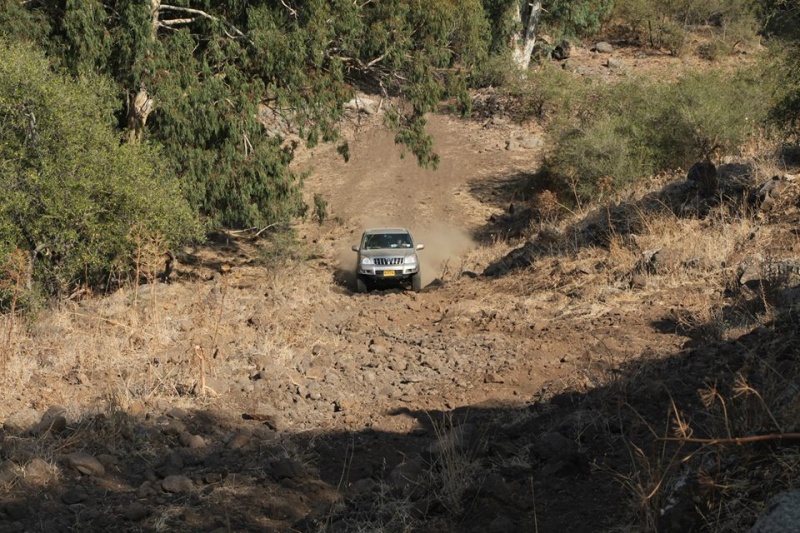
[3,408,41,434]
[532,432,578,462]
[123,502,150,522]
[687,160,718,197]
[388,455,427,497]
[96,454,119,471]
[272,458,303,481]
[66,452,106,477]
[489,515,516,533]
[349,478,377,495]
[639,248,679,275]
[204,376,230,395]
[161,474,194,493]
[484,372,504,384]
[518,135,544,149]
[552,40,572,60]
[606,56,625,72]
[0,461,18,486]
[179,432,207,449]
[343,95,378,115]
[3,501,29,520]
[593,41,614,53]
[226,430,251,450]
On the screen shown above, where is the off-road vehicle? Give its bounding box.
[351,228,424,292]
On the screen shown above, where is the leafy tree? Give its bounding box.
[0,40,200,303]
[482,0,614,68]
[4,1,493,229]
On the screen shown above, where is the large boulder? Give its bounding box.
[687,160,719,197]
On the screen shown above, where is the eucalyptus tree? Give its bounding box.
[482,0,614,69]
[6,0,492,229]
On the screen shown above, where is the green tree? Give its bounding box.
[0,40,200,302]
[4,1,493,229]
[481,0,614,68]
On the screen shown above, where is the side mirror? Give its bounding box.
[416,243,425,250]
[351,245,359,252]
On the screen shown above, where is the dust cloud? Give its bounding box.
[413,225,474,285]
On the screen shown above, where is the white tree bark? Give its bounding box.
[511,0,542,71]
[149,0,161,42]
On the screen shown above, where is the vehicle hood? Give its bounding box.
[358,248,417,259]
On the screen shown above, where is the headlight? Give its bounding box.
[404,255,417,264]
[361,256,373,265]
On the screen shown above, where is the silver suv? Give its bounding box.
[351,228,424,292]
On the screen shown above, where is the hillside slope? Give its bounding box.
[1,42,799,533]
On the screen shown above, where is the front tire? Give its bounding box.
[411,273,422,292]
[356,276,368,293]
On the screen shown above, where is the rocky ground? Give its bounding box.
[1,39,799,533]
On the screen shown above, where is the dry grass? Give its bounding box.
[0,249,343,423]
[0,142,797,532]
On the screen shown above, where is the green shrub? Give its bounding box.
[610,0,759,57]
[655,18,689,56]
[0,40,201,303]
[502,63,592,122]
[654,70,772,166]
[537,68,770,205]
[313,193,328,225]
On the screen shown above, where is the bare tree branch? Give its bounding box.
[158,4,251,43]
[279,0,298,18]
[659,433,800,445]
[159,18,197,27]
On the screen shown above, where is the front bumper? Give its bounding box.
[358,265,419,279]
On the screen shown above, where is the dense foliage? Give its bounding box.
[610,0,760,57]
[532,69,771,204]
[760,0,800,130]
[0,40,200,304]
[2,0,494,229]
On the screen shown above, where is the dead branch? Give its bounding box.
[280,0,297,18]
[659,433,800,446]
[158,4,250,42]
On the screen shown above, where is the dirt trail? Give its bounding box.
[295,113,540,284]
[296,113,523,231]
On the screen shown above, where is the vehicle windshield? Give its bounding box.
[363,233,413,250]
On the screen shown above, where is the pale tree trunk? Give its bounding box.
[150,0,161,42]
[511,0,542,71]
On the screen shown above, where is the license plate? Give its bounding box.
[382,270,396,277]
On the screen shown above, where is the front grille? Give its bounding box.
[374,257,404,266]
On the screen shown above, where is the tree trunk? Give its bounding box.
[511,0,542,71]
[150,0,161,42]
